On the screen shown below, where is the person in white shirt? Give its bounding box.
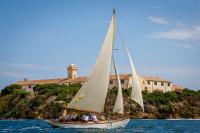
[82,115,89,122]
[91,114,98,122]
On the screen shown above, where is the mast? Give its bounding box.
[107,8,116,117]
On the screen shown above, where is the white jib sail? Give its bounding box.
[67,12,116,113]
[124,46,144,112]
[112,57,124,114]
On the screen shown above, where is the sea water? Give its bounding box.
[0,119,200,133]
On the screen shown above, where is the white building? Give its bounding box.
[17,64,183,93]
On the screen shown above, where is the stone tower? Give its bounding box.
[67,64,78,79]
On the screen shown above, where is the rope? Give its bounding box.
[116,19,132,117]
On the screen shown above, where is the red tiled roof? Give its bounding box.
[17,78,66,85]
[62,77,87,83]
[17,74,172,85]
[141,76,172,83]
[172,84,184,90]
[109,74,132,80]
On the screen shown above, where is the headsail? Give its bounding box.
[112,57,124,114]
[124,46,144,112]
[67,11,116,113]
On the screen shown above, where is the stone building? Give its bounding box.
[17,64,183,93]
[67,64,78,79]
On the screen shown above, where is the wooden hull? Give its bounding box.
[45,119,129,129]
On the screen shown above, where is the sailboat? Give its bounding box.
[46,9,144,129]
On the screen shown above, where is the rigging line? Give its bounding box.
[112,56,119,87]
[108,56,113,118]
[112,48,119,74]
[116,21,138,76]
[112,56,121,116]
[116,21,135,59]
[116,21,127,48]
[116,20,132,116]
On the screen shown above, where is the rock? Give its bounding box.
[45,96,57,104]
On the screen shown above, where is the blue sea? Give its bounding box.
[0,119,200,133]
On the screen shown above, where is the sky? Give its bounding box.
[0,0,200,90]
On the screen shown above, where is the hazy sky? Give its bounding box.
[0,0,200,90]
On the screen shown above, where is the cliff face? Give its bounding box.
[0,84,200,119]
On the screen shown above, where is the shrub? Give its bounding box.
[1,84,22,96]
[33,84,60,94]
[123,88,131,97]
[45,102,63,118]
[164,91,178,102]
[14,90,30,98]
[28,95,45,109]
[181,88,199,97]
[143,91,168,105]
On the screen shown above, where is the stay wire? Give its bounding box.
[116,20,132,117]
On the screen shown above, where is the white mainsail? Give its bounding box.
[112,57,124,114]
[124,46,144,112]
[67,11,116,113]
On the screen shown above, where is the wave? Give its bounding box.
[1,126,41,132]
[18,126,42,130]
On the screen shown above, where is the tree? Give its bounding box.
[1,84,22,96]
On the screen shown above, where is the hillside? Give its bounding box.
[0,84,200,119]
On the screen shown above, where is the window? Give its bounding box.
[168,83,171,86]
[147,81,150,85]
[161,82,164,86]
[109,80,113,84]
[145,87,148,91]
[154,82,157,85]
[28,85,32,89]
[121,80,124,84]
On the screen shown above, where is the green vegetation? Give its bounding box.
[1,84,22,96]
[0,84,199,119]
[0,83,80,119]
[143,89,200,118]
